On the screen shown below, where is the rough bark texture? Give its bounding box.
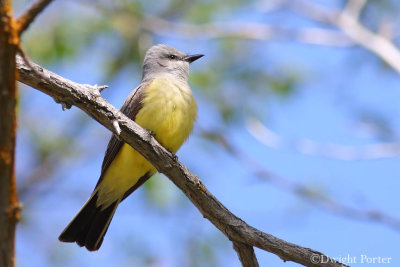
[233,241,259,267]
[16,56,346,267]
[0,2,20,267]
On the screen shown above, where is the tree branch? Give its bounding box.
[200,129,400,232]
[89,2,353,47]
[0,1,20,267]
[233,242,259,267]
[96,0,400,75]
[342,0,367,21]
[247,118,400,160]
[140,14,353,47]
[15,55,346,267]
[15,0,54,35]
[290,0,400,75]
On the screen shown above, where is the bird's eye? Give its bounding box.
[168,55,177,60]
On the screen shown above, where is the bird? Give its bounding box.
[58,44,203,251]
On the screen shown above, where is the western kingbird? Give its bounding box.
[59,44,203,251]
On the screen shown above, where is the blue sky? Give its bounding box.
[14,1,400,266]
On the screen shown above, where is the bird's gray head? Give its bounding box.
[142,44,203,82]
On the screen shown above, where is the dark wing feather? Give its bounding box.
[95,80,152,188]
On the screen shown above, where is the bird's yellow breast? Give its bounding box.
[136,77,197,152]
[96,77,197,206]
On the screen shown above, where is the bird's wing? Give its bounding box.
[94,80,152,188]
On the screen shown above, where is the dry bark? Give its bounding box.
[0,2,20,267]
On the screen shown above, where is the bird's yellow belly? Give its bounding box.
[136,79,197,153]
[96,78,197,206]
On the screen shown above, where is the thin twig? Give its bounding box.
[90,3,353,47]
[15,0,54,35]
[247,118,400,160]
[140,14,354,47]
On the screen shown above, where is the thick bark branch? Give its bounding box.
[0,2,20,267]
[16,56,346,267]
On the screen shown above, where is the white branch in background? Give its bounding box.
[290,0,400,75]
[101,0,400,75]
[141,15,354,47]
[200,129,400,231]
[342,0,367,21]
[93,0,353,47]
[247,118,400,160]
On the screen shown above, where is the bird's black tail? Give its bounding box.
[58,192,119,251]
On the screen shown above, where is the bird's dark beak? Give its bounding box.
[184,54,204,63]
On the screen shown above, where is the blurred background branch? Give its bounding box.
[201,128,400,232]
[289,0,400,75]
[15,0,54,35]
[140,15,354,47]
[247,118,400,160]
